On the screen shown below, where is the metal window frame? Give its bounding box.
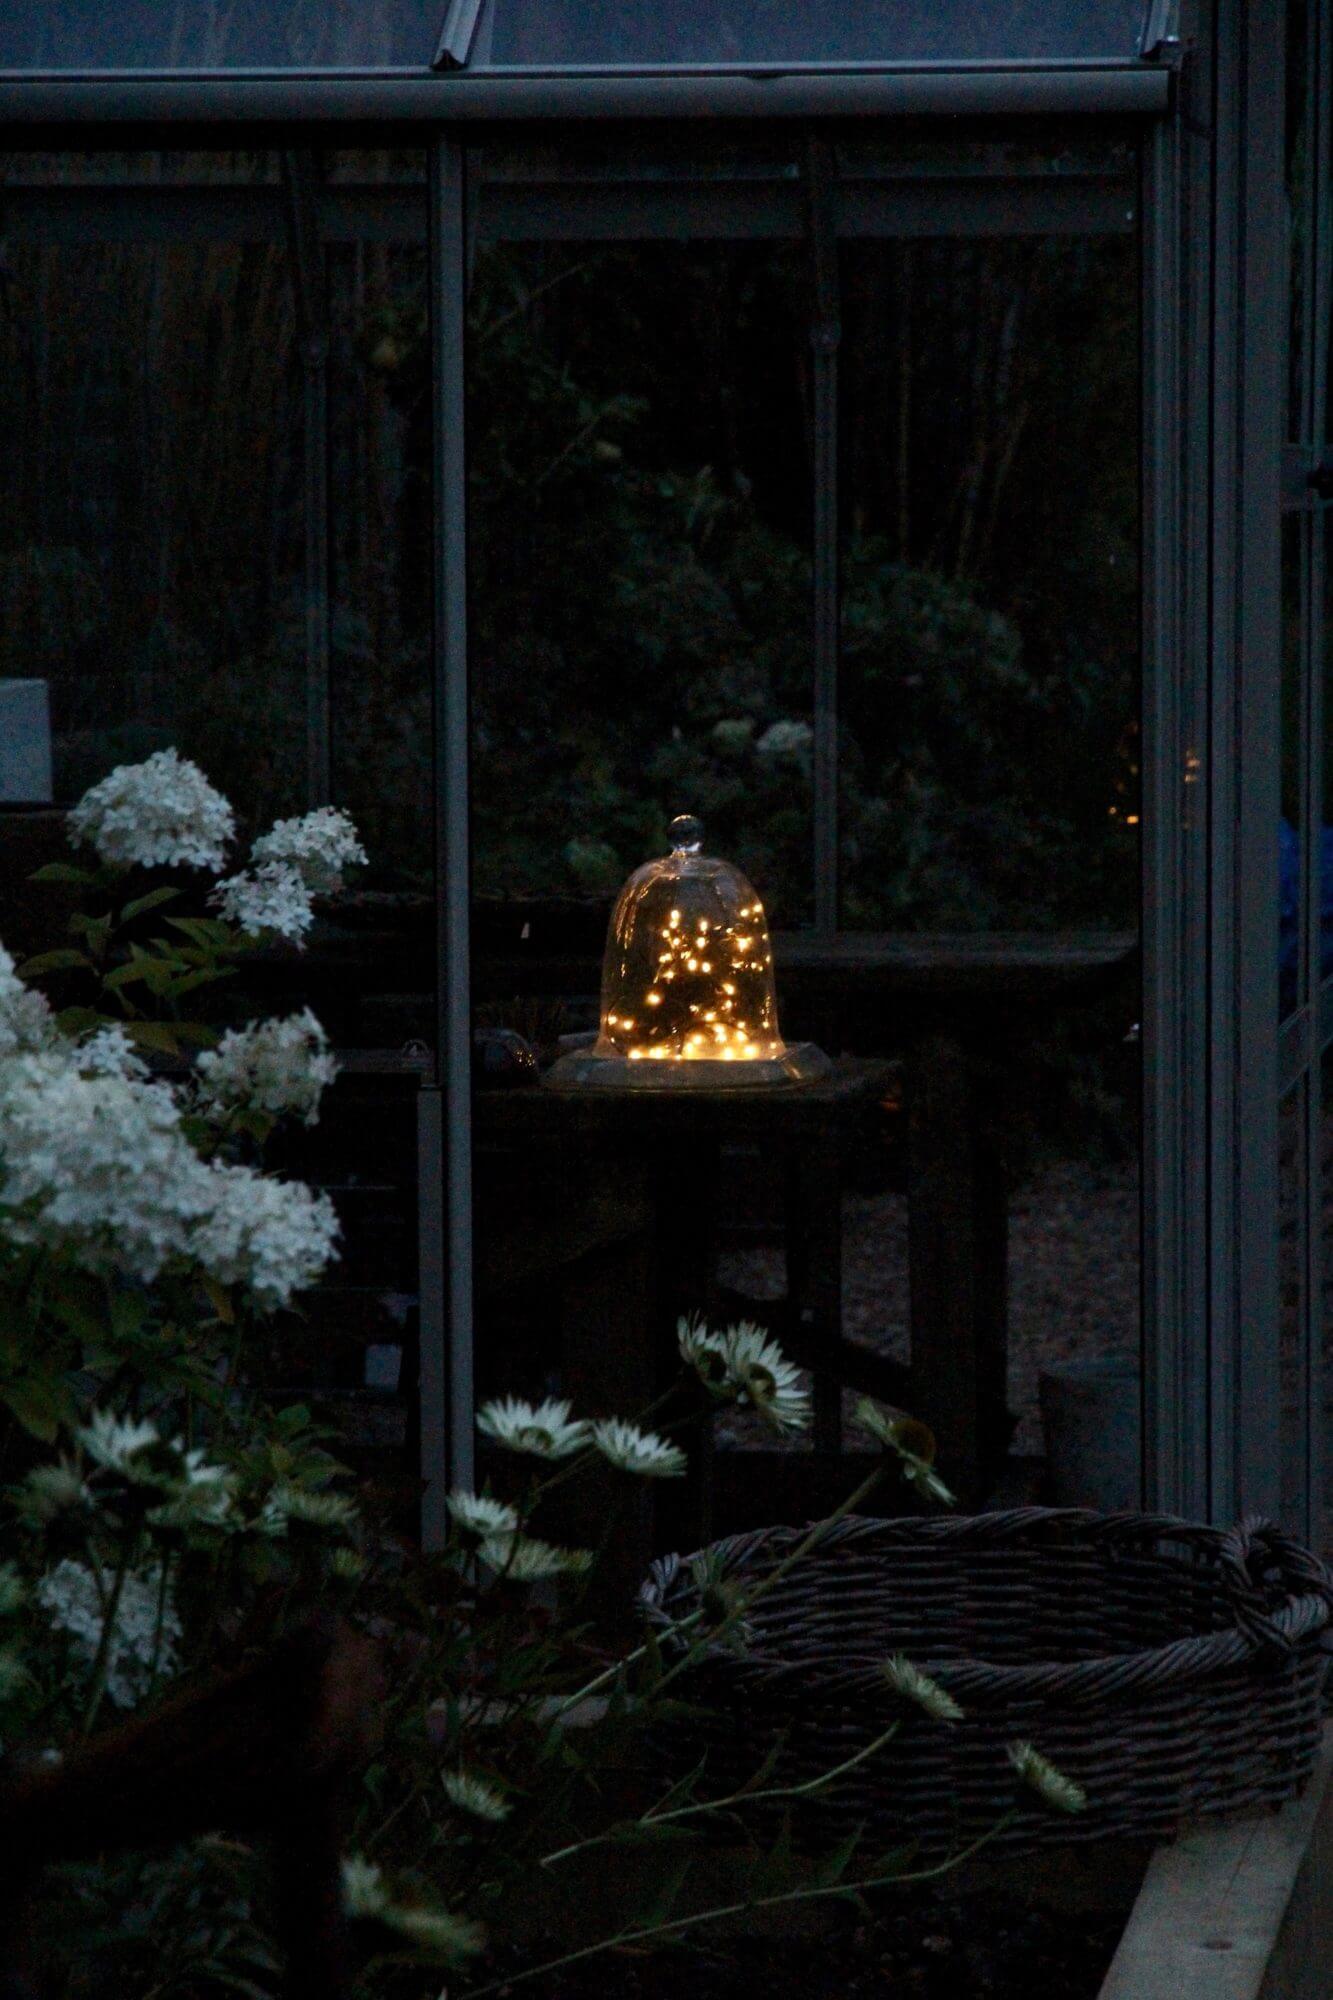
[12,76,1266,1534]
[0,66,1169,126]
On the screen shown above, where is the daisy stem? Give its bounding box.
[81,1526,141,1736]
[538,1721,902,1871]
[464,1811,1021,1997]
[648,1461,889,1702]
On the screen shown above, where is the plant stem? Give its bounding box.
[464,1811,1021,1997]
[81,1528,140,1735]
[539,1722,902,1871]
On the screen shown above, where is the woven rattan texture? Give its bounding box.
[639,1509,1333,1852]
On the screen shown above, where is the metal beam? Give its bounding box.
[429,136,475,1507]
[0,65,1171,126]
[805,137,840,935]
[434,0,487,73]
[0,172,1135,248]
[281,149,332,808]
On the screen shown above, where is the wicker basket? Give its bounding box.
[639,1509,1333,1852]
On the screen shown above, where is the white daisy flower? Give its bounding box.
[590,1418,687,1479]
[251,807,367,896]
[442,1770,511,1823]
[883,1653,963,1724]
[477,1534,594,1582]
[677,1312,729,1388]
[259,1484,358,1536]
[721,1323,811,1435]
[66,749,235,872]
[340,1856,387,1921]
[78,1410,164,1481]
[475,1396,590,1461]
[854,1397,955,1505]
[446,1490,521,1539]
[1007,1741,1087,1815]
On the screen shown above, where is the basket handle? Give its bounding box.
[1217,1516,1333,1656]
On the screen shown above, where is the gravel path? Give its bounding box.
[720,1154,1141,1457]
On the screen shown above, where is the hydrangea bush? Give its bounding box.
[0,752,1084,1998]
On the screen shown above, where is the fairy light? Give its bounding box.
[586,817,793,1069]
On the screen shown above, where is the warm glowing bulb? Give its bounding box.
[647,991,662,1006]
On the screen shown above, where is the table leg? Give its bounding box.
[785,1136,845,1455]
[907,1031,1010,1500]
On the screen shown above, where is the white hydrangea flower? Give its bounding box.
[475,1397,590,1461]
[755,718,813,761]
[1007,1741,1087,1815]
[189,1164,339,1310]
[78,1023,149,1080]
[0,1055,215,1282]
[446,1490,520,1539]
[0,942,55,1061]
[36,1557,181,1708]
[477,1534,594,1582]
[883,1653,963,1724]
[721,1323,811,1435]
[250,807,367,896]
[195,1009,338,1127]
[590,1418,687,1479]
[66,749,235,872]
[442,1770,511,1823]
[212,861,315,946]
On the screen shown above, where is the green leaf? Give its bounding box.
[18,949,92,976]
[167,965,235,1001]
[1,1372,73,1442]
[165,917,234,950]
[67,911,112,946]
[29,861,96,885]
[120,886,183,922]
[55,1006,105,1037]
[635,1851,693,1930]
[123,1021,183,1058]
[810,1824,865,1890]
[170,1021,220,1048]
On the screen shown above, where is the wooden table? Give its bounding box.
[474,929,1138,1513]
[773,932,1139,1498]
[472,1058,899,1595]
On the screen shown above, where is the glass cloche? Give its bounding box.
[545,816,828,1089]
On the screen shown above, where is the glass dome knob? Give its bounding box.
[668,813,704,854]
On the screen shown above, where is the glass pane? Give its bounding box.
[1279,1079,1311,1538]
[467,239,814,924]
[1286,0,1311,443]
[1282,513,1304,1018]
[0,232,305,829]
[480,0,1148,68]
[0,1,442,70]
[327,231,434,893]
[839,235,1140,932]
